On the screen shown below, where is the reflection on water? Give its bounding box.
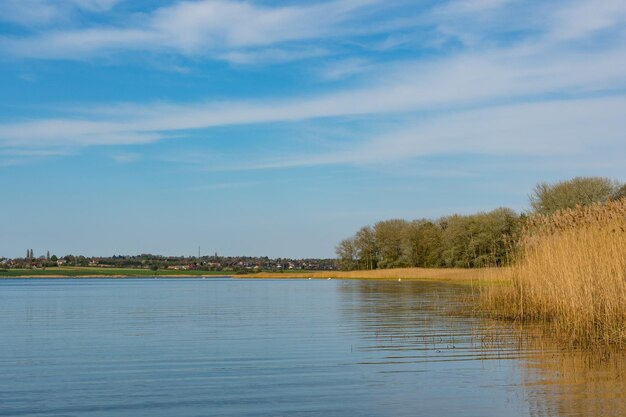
[339,280,626,417]
[0,278,623,417]
[520,340,626,417]
[339,281,533,362]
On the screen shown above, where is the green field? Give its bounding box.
[0,267,232,278]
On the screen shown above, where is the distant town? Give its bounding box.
[1,250,338,273]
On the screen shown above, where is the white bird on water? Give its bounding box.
[398,278,402,282]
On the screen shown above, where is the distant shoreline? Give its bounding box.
[0,267,232,279]
[234,267,508,283]
[1,275,213,279]
[1,267,509,282]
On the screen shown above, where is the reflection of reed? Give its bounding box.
[341,281,626,417]
[519,339,626,417]
[475,323,626,417]
[338,281,525,362]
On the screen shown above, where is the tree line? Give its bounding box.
[336,177,626,270]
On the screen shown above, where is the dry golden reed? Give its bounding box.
[481,199,626,346]
[238,267,503,282]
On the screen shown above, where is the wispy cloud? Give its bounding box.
[317,58,373,80]
[196,96,625,176]
[2,0,624,67]
[0,146,75,166]
[0,0,60,27]
[111,151,141,164]
[0,0,388,61]
[547,0,626,42]
[0,0,123,27]
[190,181,259,191]
[1,36,624,148]
[218,47,328,66]
[1,0,625,174]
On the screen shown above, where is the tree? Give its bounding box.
[529,177,620,215]
[440,214,472,268]
[374,219,409,268]
[354,226,377,270]
[400,220,443,267]
[335,238,357,270]
[399,221,422,267]
[440,208,519,268]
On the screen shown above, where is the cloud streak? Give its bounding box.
[1,0,625,176]
[0,0,390,61]
[200,96,626,171]
[0,0,623,84]
[5,0,622,63]
[1,37,625,147]
[0,0,123,27]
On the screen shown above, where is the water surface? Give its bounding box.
[0,278,624,416]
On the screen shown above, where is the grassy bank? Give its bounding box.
[481,199,626,346]
[0,267,229,278]
[0,265,509,284]
[235,267,508,283]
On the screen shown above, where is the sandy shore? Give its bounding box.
[233,267,510,282]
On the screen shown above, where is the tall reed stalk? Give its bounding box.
[481,199,626,346]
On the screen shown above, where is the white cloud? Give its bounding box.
[111,151,141,163]
[218,47,328,65]
[190,181,259,191]
[0,0,60,26]
[548,0,626,42]
[1,36,624,148]
[0,0,387,59]
[2,0,624,68]
[0,147,75,166]
[318,58,373,80]
[432,0,516,17]
[352,97,626,162]
[427,0,626,50]
[219,96,626,171]
[69,0,122,12]
[0,0,123,26]
[1,0,625,174]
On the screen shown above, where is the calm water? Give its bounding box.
[1,278,625,417]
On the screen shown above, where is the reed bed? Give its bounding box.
[481,199,626,346]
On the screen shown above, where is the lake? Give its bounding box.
[1,278,624,417]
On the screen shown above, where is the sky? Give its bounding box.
[1,0,625,259]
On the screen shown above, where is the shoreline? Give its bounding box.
[0,267,235,279]
[0,267,510,283]
[233,267,510,283]
[0,274,216,278]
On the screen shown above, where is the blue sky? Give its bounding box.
[1,0,625,259]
